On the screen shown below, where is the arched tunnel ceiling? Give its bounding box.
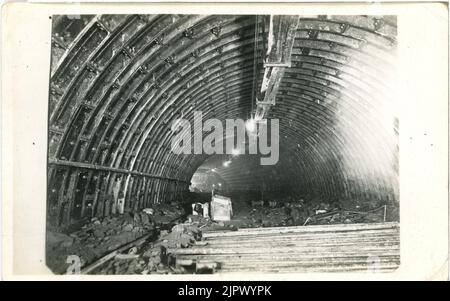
[190,154,302,192]
[47,14,398,226]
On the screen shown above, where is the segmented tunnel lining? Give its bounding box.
[47,15,398,228]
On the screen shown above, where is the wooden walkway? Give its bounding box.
[170,222,400,273]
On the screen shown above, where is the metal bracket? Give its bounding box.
[263,62,292,68]
[256,100,275,105]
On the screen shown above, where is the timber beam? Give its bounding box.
[255,15,299,120]
[48,158,190,183]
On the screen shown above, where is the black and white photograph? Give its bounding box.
[45,13,400,275]
[1,1,448,281]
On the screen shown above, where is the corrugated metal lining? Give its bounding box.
[47,15,398,227]
[171,222,400,273]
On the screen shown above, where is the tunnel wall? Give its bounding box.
[47,14,398,228]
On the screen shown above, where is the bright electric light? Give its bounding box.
[245,118,256,133]
[223,160,231,167]
[211,168,216,172]
[218,183,222,187]
[231,148,240,156]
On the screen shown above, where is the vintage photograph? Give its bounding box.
[45,14,399,275]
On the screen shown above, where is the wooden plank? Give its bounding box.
[219,264,400,273]
[172,244,400,254]
[207,221,398,233]
[203,229,398,241]
[202,230,398,241]
[195,240,400,250]
[220,259,400,268]
[174,222,399,273]
[170,222,400,273]
[203,222,399,238]
[176,253,399,260]
[49,158,189,183]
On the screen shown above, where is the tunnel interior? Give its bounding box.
[47,14,399,231]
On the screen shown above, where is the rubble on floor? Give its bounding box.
[46,196,398,275]
[148,202,185,225]
[231,197,393,228]
[90,223,202,274]
[46,202,186,274]
[86,220,237,274]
